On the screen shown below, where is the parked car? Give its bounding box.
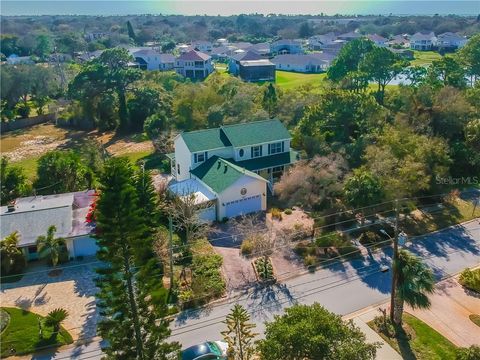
[182,341,228,360]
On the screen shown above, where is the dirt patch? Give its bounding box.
[267,207,314,233]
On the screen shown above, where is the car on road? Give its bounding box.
[181,341,228,360]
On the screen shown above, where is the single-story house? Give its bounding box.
[271,53,333,73]
[0,190,98,261]
[168,119,299,221]
[270,39,304,55]
[337,31,362,41]
[367,34,388,47]
[238,60,276,82]
[307,33,337,50]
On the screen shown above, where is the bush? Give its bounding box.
[359,231,382,247]
[17,104,31,118]
[189,253,225,305]
[459,268,480,293]
[315,231,345,248]
[304,255,317,268]
[241,239,254,256]
[456,345,480,360]
[284,208,293,215]
[270,208,283,221]
[294,242,316,257]
[372,312,396,338]
[337,245,360,258]
[255,257,275,281]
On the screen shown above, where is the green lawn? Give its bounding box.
[369,313,458,360]
[275,70,327,90]
[411,51,442,67]
[0,307,73,357]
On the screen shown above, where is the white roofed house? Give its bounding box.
[192,40,213,53]
[271,53,334,73]
[0,191,98,262]
[307,33,337,50]
[410,31,437,51]
[436,32,468,51]
[167,119,299,221]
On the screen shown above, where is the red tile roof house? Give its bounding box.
[175,50,214,80]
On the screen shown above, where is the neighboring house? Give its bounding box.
[76,49,104,62]
[6,54,34,65]
[177,44,194,53]
[193,40,213,53]
[367,34,388,47]
[247,42,271,56]
[271,53,333,73]
[132,49,175,71]
[410,31,437,50]
[436,32,467,50]
[0,190,98,261]
[228,49,264,75]
[270,39,304,54]
[307,33,337,50]
[168,119,299,221]
[337,31,362,41]
[238,60,276,82]
[84,32,108,41]
[388,34,410,48]
[175,50,214,80]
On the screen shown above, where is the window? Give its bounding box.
[194,152,207,163]
[177,164,181,175]
[251,145,262,158]
[239,149,245,157]
[268,142,283,155]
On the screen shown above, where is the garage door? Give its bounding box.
[73,237,99,257]
[199,205,216,223]
[225,195,262,218]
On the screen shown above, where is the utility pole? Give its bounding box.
[473,197,479,217]
[168,215,174,303]
[390,199,400,322]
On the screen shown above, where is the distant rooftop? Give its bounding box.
[239,59,275,67]
[177,49,211,61]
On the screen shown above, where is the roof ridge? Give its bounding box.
[207,156,267,182]
[221,118,279,129]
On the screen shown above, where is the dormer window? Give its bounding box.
[251,145,262,158]
[194,151,207,163]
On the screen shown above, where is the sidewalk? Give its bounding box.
[345,306,402,360]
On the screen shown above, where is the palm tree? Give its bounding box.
[221,304,258,360]
[1,231,24,275]
[392,249,435,325]
[44,308,69,335]
[36,225,66,267]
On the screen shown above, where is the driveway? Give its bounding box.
[0,258,99,342]
[408,274,480,347]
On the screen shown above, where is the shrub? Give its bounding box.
[190,253,226,304]
[338,245,360,258]
[294,242,316,257]
[17,104,31,118]
[255,257,275,281]
[372,311,396,338]
[315,231,345,248]
[359,231,382,247]
[270,208,283,221]
[456,345,480,360]
[284,208,293,215]
[241,239,254,256]
[459,268,480,293]
[304,255,316,268]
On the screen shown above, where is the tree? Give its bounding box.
[37,225,67,267]
[170,192,208,243]
[1,157,29,205]
[298,22,313,38]
[262,83,277,118]
[359,46,407,104]
[221,304,258,360]
[34,34,52,59]
[69,48,142,132]
[56,32,86,57]
[44,308,68,335]
[456,346,480,360]
[465,119,480,152]
[94,157,179,359]
[327,38,375,85]
[428,56,466,89]
[457,33,480,86]
[257,303,379,360]
[34,151,89,194]
[392,250,435,325]
[127,20,137,43]
[128,87,164,132]
[1,232,26,276]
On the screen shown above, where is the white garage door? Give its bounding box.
[73,237,99,257]
[225,195,262,218]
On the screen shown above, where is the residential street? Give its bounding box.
[22,219,480,359]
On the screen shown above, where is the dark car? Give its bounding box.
[181,341,228,360]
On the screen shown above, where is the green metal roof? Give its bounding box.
[190,156,267,194]
[235,150,299,171]
[180,119,290,152]
[221,119,291,148]
[181,128,232,153]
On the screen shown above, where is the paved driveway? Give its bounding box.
[0,258,99,341]
[408,274,480,347]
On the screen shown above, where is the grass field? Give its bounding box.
[411,51,443,67]
[275,70,327,90]
[369,313,458,360]
[0,307,73,357]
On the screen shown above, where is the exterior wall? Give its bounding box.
[233,139,290,162]
[217,176,267,220]
[174,136,193,181]
[190,146,235,171]
[175,59,214,79]
[67,236,99,259]
[239,65,275,82]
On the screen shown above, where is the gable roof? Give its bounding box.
[271,54,330,66]
[411,31,436,41]
[180,119,291,152]
[191,156,267,194]
[232,49,263,61]
[220,119,291,148]
[177,49,211,61]
[367,34,387,42]
[181,128,232,152]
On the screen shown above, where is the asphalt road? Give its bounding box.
[30,219,480,359]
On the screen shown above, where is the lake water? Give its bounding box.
[2,1,479,16]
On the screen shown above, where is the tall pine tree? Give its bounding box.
[95,157,179,359]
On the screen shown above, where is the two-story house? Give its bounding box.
[410,32,437,51]
[175,50,214,80]
[167,119,299,221]
[436,32,468,51]
[132,49,175,71]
